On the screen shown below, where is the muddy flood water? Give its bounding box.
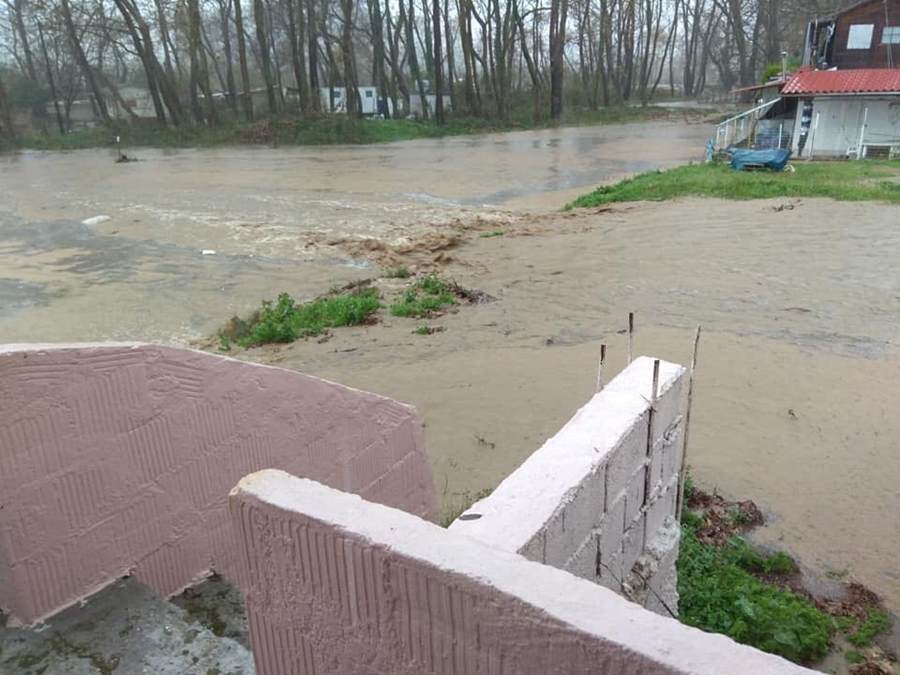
[2,118,899,614]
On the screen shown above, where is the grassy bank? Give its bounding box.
[16,106,673,151]
[568,160,900,208]
[679,478,893,669]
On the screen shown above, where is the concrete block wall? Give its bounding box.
[0,343,436,625]
[450,356,687,616]
[231,469,816,675]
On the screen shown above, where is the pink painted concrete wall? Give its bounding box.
[0,343,436,625]
[231,470,817,675]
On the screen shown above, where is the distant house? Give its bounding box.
[319,86,385,116]
[717,0,900,159]
[47,85,156,130]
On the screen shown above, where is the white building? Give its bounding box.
[318,86,381,115]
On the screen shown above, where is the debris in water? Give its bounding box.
[82,215,111,226]
[201,250,217,256]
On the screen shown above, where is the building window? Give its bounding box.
[847,24,874,49]
[883,26,900,44]
[365,90,374,98]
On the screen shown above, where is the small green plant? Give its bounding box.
[762,552,798,575]
[678,525,833,663]
[390,274,456,318]
[683,471,696,500]
[844,650,865,665]
[479,230,505,238]
[847,610,890,648]
[681,509,703,529]
[385,267,411,279]
[233,289,380,347]
[727,504,755,526]
[414,325,432,335]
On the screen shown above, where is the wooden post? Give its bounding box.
[676,326,702,521]
[627,312,635,364]
[595,344,607,393]
[643,359,661,509]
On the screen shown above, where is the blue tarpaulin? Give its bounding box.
[729,148,792,171]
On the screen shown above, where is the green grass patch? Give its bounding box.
[846,609,890,648]
[14,105,673,151]
[479,230,505,238]
[678,525,833,664]
[384,266,412,279]
[568,160,900,209]
[845,649,866,665]
[390,274,456,318]
[224,289,380,347]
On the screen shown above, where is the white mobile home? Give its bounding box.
[319,87,381,115]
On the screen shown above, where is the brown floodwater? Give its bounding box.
[2,119,899,613]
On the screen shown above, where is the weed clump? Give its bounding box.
[678,524,833,664]
[391,274,456,318]
[847,609,890,648]
[385,267,411,279]
[224,288,380,347]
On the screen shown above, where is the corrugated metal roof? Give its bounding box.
[782,68,900,95]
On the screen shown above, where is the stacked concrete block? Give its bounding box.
[450,356,687,616]
[0,343,436,625]
[231,469,817,675]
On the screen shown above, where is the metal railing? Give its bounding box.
[715,98,782,150]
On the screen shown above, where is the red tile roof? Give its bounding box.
[782,68,900,95]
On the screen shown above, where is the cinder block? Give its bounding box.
[542,466,606,567]
[622,514,646,576]
[624,464,648,525]
[645,477,679,542]
[605,418,649,506]
[564,534,601,582]
[596,496,626,590]
[659,423,685,487]
[651,373,688,440]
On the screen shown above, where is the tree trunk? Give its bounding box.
[341,0,360,116]
[0,71,16,142]
[61,0,111,123]
[11,0,38,81]
[37,22,66,134]
[220,0,239,114]
[254,0,279,113]
[549,0,568,118]
[432,0,445,124]
[307,0,320,111]
[233,0,255,119]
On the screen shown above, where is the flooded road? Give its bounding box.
[2,118,900,613]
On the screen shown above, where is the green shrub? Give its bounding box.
[236,289,380,347]
[847,610,890,648]
[678,525,833,663]
[385,267,411,279]
[390,275,456,318]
